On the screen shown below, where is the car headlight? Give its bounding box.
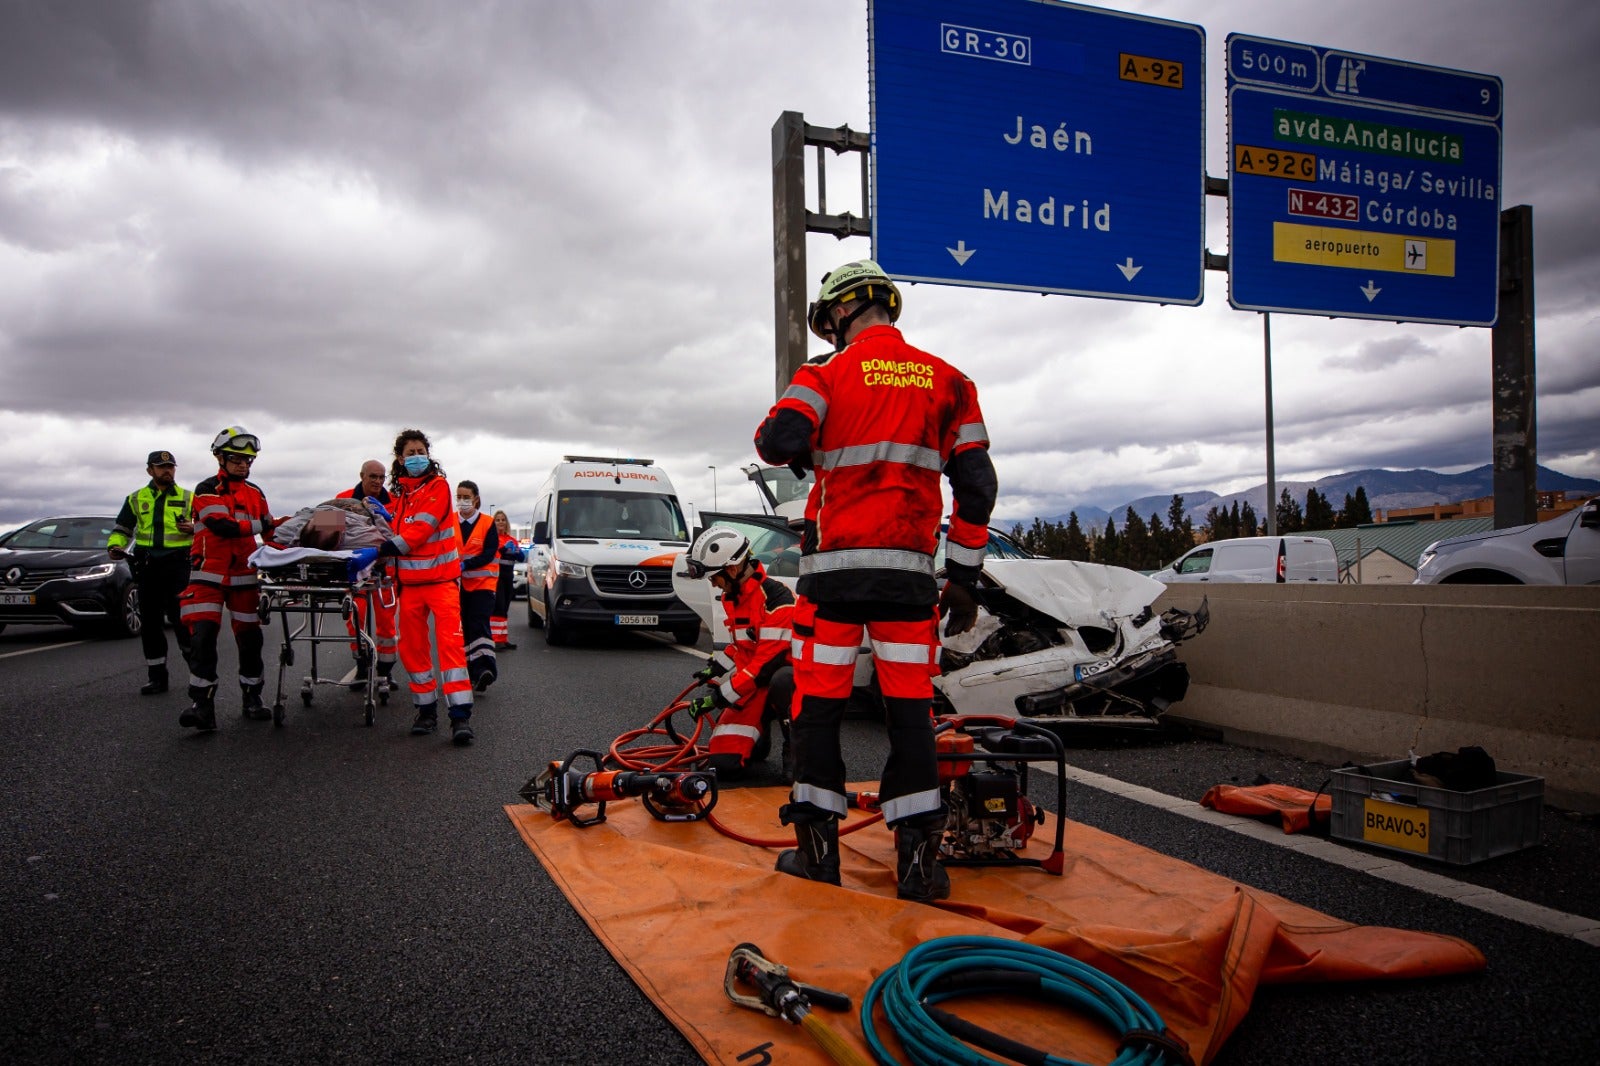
[68,563,118,581]
[554,560,587,579]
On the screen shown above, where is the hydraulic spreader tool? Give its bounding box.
[520,749,718,827]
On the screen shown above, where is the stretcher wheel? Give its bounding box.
[378,685,390,706]
[363,701,375,727]
[300,684,313,707]
[272,702,285,727]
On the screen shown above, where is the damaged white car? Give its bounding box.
[674,512,1207,731]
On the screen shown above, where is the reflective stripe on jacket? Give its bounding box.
[391,474,463,586]
[109,484,194,554]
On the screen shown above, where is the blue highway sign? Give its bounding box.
[1226,34,1503,325]
[869,0,1205,304]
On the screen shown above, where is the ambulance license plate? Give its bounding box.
[615,614,658,626]
[0,593,34,606]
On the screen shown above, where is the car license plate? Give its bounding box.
[1074,658,1114,682]
[615,614,658,626]
[0,592,35,606]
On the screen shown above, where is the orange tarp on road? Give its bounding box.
[506,785,1483,1065]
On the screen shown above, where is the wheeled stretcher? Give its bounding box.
[251,548,395,727]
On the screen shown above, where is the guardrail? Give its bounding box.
[1153,582,1600,812]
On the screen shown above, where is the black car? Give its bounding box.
[0,516,141,638]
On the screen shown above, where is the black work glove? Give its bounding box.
[686,694,718,720]
[939,580,979,637]
[692,662,725,685]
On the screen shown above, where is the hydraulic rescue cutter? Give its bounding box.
[521,749,718,827]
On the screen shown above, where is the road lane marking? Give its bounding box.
[0,640,87,660]
[1051,761,1600,948]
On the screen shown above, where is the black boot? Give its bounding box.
[140,665,169,696]
[349,655,371,692]
[774,807,841,886]
[180,685,217,731]
[894,813,951,903]
[241,682,271,721]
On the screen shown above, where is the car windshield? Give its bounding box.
[555,491,688,541]
[1,518,116,550]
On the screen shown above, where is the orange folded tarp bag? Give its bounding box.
[1200,782,1333,834]
[506,784,1481,1066]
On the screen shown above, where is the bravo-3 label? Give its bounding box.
[1362,796,1431,854]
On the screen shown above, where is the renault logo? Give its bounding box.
[627,570,648,589]
[5,567,22,585]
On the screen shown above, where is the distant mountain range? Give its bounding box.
[1021,464,1600,532]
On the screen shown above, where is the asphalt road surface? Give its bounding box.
[3,619,1597,1064]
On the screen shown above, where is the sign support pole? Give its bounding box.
[1263,312,1277,536]
[1491,204,1537,529]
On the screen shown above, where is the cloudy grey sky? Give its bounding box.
[1,0,1595,530]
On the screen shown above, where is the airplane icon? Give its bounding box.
[1404,240,1427,271]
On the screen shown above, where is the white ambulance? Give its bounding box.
[525,456,700,645]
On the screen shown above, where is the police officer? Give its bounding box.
[754,259,996,902]
[108,450,195,695]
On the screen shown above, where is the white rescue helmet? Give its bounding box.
[211,426,261,459]
[684,527,750,580]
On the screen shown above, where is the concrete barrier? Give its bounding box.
[1153,583,1600,811]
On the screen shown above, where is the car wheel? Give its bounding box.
[673,624,701,647]
[543,593,569,646]
[100,583,142,639]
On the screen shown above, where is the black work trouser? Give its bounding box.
[134,550,191,667]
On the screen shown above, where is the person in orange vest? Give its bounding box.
[754,259,996,901]
[454,480,499,692]
[335,459,398,690]
[682,527,795,781]
[349,429,475,745]
[489,510,523,650]
[178,427,285,730]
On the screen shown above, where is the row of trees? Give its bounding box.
[1011,486,1377,566]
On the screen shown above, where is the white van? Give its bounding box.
[525,456,700,645]
[1155,535,1339,584]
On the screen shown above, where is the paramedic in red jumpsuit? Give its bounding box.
[369,429,476,746]
[178,427,282,731]
[754,259,996,901]
[682,527,795,780]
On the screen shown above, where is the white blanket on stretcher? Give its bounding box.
[247,545,375,583]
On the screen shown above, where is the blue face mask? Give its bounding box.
[402,455,431,477]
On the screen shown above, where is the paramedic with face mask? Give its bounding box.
[178,428,284,730]
[754,259,997,902]
[454,480,499,692]
[682,527,795,780]
[358,429,475,745]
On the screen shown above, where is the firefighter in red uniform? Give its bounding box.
[682,528,795,780]
[454,479,499,692]
[336,459,398,689]
[352,429,476,745]
[754,259,996,901]
[178,427,283,730]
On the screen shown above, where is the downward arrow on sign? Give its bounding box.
[947,240,975,266]
[1361,280,1381,301]
[1117,257,1142,281]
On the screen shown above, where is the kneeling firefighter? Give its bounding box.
[683,528,795,780]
